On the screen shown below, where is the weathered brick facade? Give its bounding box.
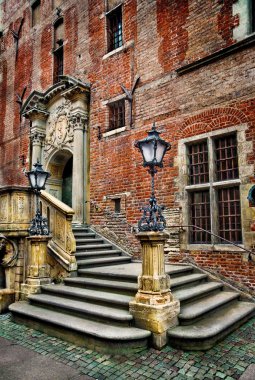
[1,0,255,294]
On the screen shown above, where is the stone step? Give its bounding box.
[41,284,133,307]
[64,277,138,294]
[168,301,255,350]
[9,302,151,353]
[77,256,132,268]
[75,238,104,245]
[172,281,223,303]
[75,250,122,259]
[76,244,113,251]
[171,273,208,289]
[28,293,133,323]
[78,263,194,282]
[74,233,96,239]
[179,291,240,324]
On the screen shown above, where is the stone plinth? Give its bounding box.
[129,232,180,349]
[0,289,15,313]
[21,235,51,299]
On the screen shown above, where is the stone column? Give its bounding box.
[21,236,51,299]
[129,232,180,349]
[70,112,88,224]
[29,112,47,166]
[31,132,45,164]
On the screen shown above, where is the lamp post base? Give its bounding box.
[21,235,51,300]
[129,232,180,349]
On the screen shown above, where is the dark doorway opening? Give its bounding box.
[62,157,73,207]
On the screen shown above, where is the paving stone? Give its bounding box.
[0,313,254,380]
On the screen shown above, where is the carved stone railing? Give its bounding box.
[0,186,32,236]
[40,190,77,272]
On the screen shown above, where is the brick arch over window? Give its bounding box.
[179,108,248,139]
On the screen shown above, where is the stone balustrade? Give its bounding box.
[40,190,77,272]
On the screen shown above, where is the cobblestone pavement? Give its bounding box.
[0,313,254,380]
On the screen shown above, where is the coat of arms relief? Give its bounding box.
[44,100,74,161]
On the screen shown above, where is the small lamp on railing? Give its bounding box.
[26,161,51,236]
[135,123,171,232]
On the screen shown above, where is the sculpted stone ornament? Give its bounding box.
[0,234,18,268]
[44,101,74,160]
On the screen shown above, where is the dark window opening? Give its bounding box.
[214,134,238,181]
[53,19,64,83]
[218,187,242,244]
[188,141,209,185]
[114,198,121,213]
[109,100,125,130]
[107,6,123,52]
[190,191,211,244]
[53,46,63,83]
[32,0,41,27]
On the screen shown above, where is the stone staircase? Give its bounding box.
[10,226,255,352]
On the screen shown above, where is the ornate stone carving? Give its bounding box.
[44,100,74,160]
[30,132,45,145]
[0,235,18,268]
[69,112,88,131]
[55,212,65,245]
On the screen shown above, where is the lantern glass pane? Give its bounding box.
[29,173,37,188]
[156,141,166,164]
[37,173,47,189]
[141,141,155,163]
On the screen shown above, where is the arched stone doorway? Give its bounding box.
[46,150,73,208]
[21,76,90,225]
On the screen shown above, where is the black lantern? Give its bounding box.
[26,161,51,235]
[135,123,171,232]
[135,123,170,168]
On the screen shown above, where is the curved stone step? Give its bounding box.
[64,277,138,293]
[79,263,193,281]
[41,284,133,307]
[171,273,208,289]
[9,302,151,352]
[77,256,132,268]
[28,293,133,323]
[172,281,223,302]
[168,301,255,350]
[179,291,240,323]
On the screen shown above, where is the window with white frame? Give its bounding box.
[186,133,242,245]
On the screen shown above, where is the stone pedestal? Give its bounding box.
[21,236,51,299]
[0,289,15,313]
[129,232,180,349]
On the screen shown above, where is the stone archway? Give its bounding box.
[45,149,73,207]
[21,76,90,225]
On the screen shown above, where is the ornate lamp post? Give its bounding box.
[130,123,180,350]
[21,161,52,298]
[26,161,51,235]
[135,123,170,232]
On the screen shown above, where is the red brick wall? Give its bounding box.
[1,0,255,291]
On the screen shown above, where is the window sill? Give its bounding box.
[102,126,127,138]
[185,179,241,191]
[187,244,245,253]
[102,40,134,60]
